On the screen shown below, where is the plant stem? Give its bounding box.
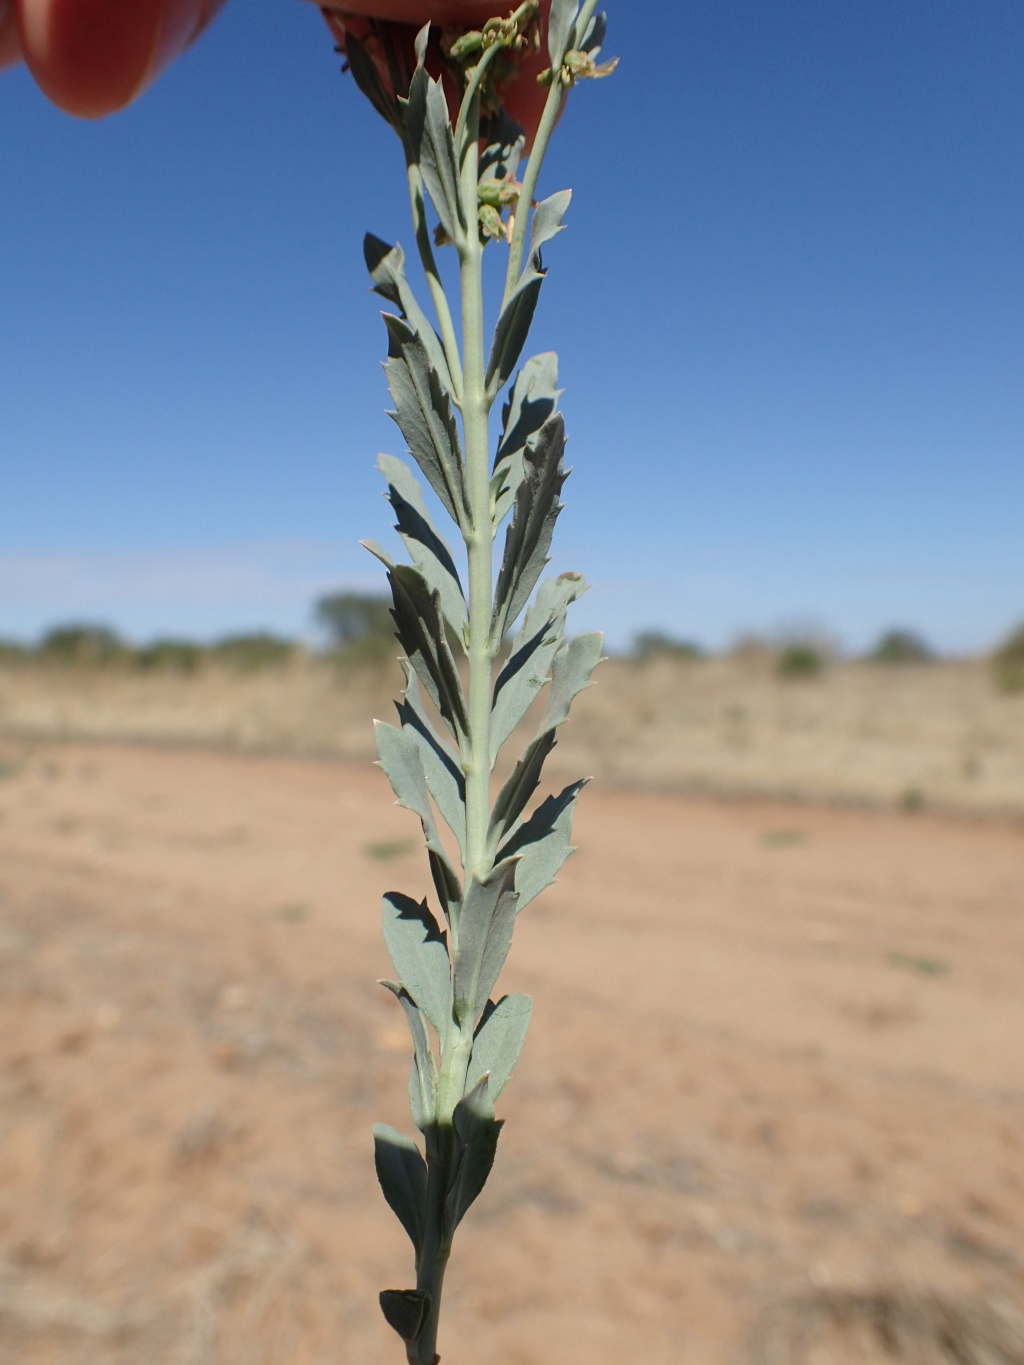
[453,37,502,153]
[457,92,494,886]
[408,87,492,1365]
[396,11,588,1347]
[410,1126,453,1365]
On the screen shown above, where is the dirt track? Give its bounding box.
[0,741,1022,1363]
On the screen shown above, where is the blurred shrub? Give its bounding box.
[992,623,1024,693]
[134,639,204,673]
[315,592,394,663]
[630,630,704,662]
[777,644,824,678]
[209,633,296,671]
[0,639,29,666]
[868,629,934,664]
[38,624,127,667]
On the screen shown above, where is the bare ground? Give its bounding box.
[0,739,1021,1363]
[2,654,1023,816]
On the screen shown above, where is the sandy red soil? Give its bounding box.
[0,741,1021,1363]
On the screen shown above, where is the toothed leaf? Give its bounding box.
[453,862,520,1029]
[490,573,587,763]
[384,315,466,529]
[486,264,545,395]
[393,665,467,856]
[467,993,532,1099]
[381,892,452,1042]
[364,235,453,395]
[499,779,587,910]
[491,454,524,532]
[495,352,561,469]
[541,630,604,732]
[376,720,461,922]
[491,416,567,643]
[378,454,468,642]
[489,632,602,845]
[406,65,463,243]
[493,353,561,529]
[530,190,571,261]
[387,564,469,743]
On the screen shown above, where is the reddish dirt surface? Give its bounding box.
[0,740,1021,1363]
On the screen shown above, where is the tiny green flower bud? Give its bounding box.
[478,202,506,242]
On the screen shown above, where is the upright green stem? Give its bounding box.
[391,10,603,1349]
[408,88,492,1365]
[457,95,494,885]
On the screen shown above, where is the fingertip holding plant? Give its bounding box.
[350,2,614,1359]
[9,0,227,116]
[0,0,21,69]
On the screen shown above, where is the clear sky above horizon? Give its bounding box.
[2,0,1022,654]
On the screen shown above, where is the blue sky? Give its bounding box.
[1,0,1022,653]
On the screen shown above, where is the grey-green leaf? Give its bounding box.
[380,979,438,1132]
[492,354,561,529]
[445,1076,502,1234]
[381,893,452,1041]
[491,454,524,533]
[490,573,587,763]
[394,665,467,856]
[373,1124,428,1252]
[547,0,579,65]
[364,235,453,395]
[467,993,533,1100]
[406,66,463,244]
[384,314,466,530]
[452,862,520,1030]
[542,630,604,733]
[486,266,544,396]
[499,779,587,910]
[530,190,571,261]
[579,10,608,57]
[387,564,469,743]
[379,1290,430,1344]
[375,720,463,913]
[479,108,524,183]
[378,453,468,642]
[495,352,561,469]
[488,729,557,851]
[491,416,567,644]
[488,631,602,846]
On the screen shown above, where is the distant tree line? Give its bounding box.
[0,593,401,674]
[1,602,1022,693]
[0,625,301,673]
[626,623,1024,691]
